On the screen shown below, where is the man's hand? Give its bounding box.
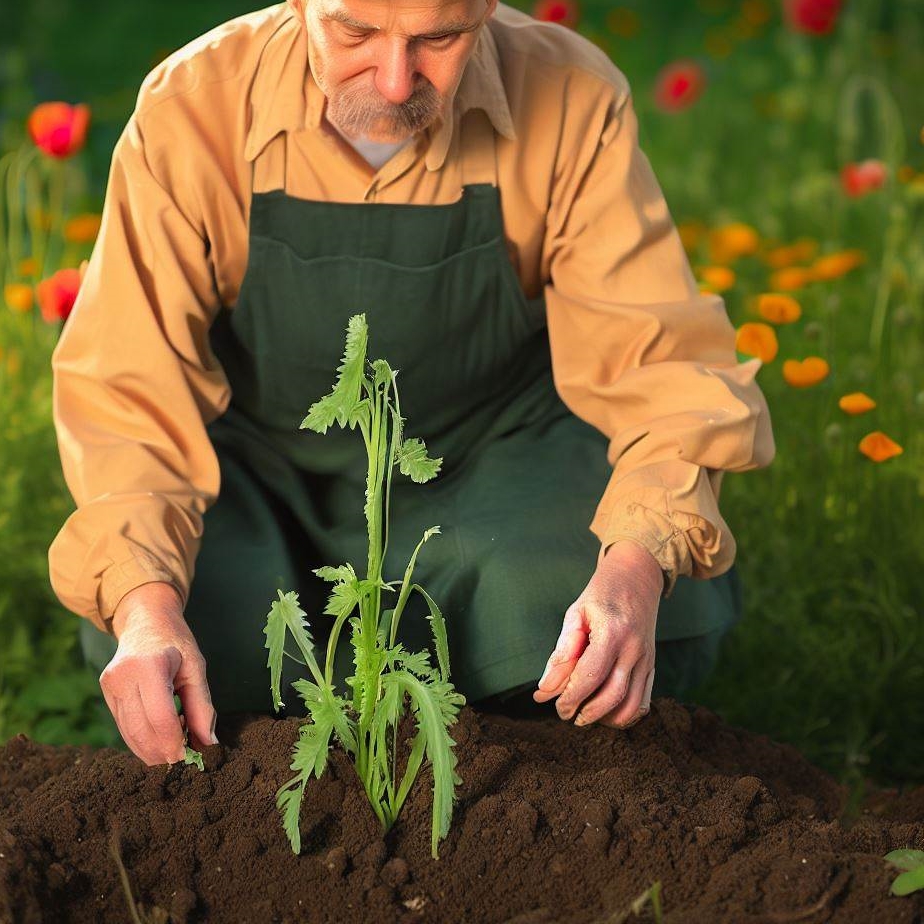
[100,581,218,766]
[533,540,662,728]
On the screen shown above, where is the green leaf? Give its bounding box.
[183,746,204,772]
[300,314,368,433]
[264,595,287,710]
[890,865,924,897]
[323,580,363,619]
[396,437,442,483]
[393,670,465,858]
[291,714,337,779]
[413,581,451,682]
[313,564,357,584]
[884,849,924,871]
[277,782,307,855]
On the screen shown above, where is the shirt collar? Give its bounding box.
[244,6,517,168]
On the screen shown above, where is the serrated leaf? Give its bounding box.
[183,746,204,772]
[396,437,442,483]
[300,314,368,433]
[323,580,363,619]
[890,865,924,896]
[393,670,465,858]
[264,595,287,710]
[884,849,924,871]
[313,564,357,584]
[413,582,450,682]
[277,783,306,854]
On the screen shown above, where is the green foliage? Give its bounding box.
[884,849,924,897]
[183,746,204,772]
[265,315,465,859]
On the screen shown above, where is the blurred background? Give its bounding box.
[1,0,922,796]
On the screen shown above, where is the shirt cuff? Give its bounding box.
[98,549,188,634]
[590,460,736,597]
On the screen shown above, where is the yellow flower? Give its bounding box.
[757,293,801,324]
[838,392,876,415]
[709,222,760,263]
[4,283,34,314]
[697,265,736,292]
[858,431,903,462]
[736,322,778,363]
[769,267,813,291]
[63,212,102,244]
[678,221,707,253]
[18,257,40,277]
[762,238,818,269]
[782,357,829,388]
[810,250,866,281]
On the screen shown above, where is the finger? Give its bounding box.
[603,663,653,729]
[174,653,218,749]
[116,687,168,766]
[533,604,588,703]
[641,666,655,711]
[573,642,641,726]
[137,669,187,764]
[554,621,622,720]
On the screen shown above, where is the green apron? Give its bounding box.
[80,110,741,714]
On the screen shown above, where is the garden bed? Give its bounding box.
[1,698,922,923]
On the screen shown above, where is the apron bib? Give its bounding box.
[81,109,742,713]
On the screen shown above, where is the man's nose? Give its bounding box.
[374,40,416,104]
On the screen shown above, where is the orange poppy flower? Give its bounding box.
[533,0,579,28]
[757,293,802,324]
[838,392,876,415]
[783,0,843,35]
[27,102,91,159]
[810,250,866,281]
[709,222,760,263]
[841,159,888,197]
[17,257,40,277]
[783,357,829,387]
[4,283,34,314]
[697,266,736,292]
[762,238,818,269]
[736,322,778,363]
[654,60,706,112]
[858,431,903,462]
[64,213,102,244]
[36,268,81,323]
[770,267,813,291]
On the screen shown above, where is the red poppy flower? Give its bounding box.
[532,0,579,29]
[36,268,82,323]
[654,60,706,112]
[840,159,888,197]
[783,0,843,35]
[27,102,90,159]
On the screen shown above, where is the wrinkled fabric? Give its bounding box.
[49,2,774,633]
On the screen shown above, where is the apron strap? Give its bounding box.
[248,105,499,195]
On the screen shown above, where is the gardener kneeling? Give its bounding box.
[48,0,774,766]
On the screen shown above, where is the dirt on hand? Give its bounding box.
[1,698,922,923]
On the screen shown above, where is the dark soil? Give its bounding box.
[1,699,922,923]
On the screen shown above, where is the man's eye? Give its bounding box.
[341,27,371,40]
[424,33,458,47]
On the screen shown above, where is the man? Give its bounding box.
[49,0,774,767]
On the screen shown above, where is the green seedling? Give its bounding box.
[265,313,465,859]
[183,745,204,771]
[884,849,924,896]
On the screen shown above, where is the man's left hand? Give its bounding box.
[533,539,663,728]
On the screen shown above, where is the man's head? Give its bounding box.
[287,0,498,143]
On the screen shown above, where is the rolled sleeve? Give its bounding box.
[542,73,775,595]
[48,105,231,633]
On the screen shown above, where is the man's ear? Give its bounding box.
[484,0,499,22]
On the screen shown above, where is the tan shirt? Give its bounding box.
[48,2,775,634]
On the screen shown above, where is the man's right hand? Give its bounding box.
[100,581,218,766]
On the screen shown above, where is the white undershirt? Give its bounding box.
[329,120,413,169]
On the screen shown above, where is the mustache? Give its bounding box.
[330,78,442,135]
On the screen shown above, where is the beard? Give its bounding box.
[326,76,443,140]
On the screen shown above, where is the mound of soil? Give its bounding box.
[1,699,922,923]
